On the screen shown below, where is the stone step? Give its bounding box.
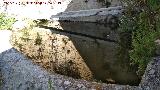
[41,21,120,42]
[50,6,123,22]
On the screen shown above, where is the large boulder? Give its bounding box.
[140,57,160,89]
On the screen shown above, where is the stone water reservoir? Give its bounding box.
[11,18,140,85]
[7,1,139,86]
[1,0,160,89]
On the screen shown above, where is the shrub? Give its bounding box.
[120,0,160,76]
[0,13,16,30]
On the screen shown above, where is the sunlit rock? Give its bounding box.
[10,26,93,80]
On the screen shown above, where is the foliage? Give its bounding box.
[120,0,160,76]
[33,19,49,25]
[0,13,16,30]
[48,77,55,90]
[35,32,42,45]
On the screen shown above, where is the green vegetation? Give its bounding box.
[120,0,160,76]
[34,19,49,25]
[48,77,55,90]
[0,13,16,30]
[35,32,42,45]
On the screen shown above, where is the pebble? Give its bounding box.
[64,81,71,85]
[77,84,86,88]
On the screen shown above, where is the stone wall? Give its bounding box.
[60,0,121,12]
[0,0,122,19]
